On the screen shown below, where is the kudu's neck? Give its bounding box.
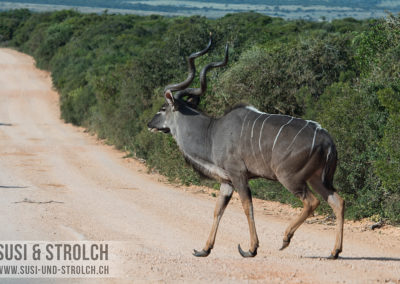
[171,108,213,161]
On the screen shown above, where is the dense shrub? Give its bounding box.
[0,9,30,43]
[211,33,353,116]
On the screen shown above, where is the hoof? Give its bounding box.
[327,249,341,260]
[238,244,257,258]
[192,249,210,257]
[279,240,290,251]
[279,234,293,251]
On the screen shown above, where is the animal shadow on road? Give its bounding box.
[0,123,12,126]
[306,256,400,261]
[0,185,28,189]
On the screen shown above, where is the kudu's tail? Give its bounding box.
[322,144,337,191]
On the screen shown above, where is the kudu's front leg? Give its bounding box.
[233,177,259,258]
[193,183,233,257]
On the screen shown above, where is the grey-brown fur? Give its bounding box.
[148,37,345,259]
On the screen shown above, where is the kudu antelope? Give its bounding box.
[148,37,345,259]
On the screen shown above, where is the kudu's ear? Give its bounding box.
[164,90,177,111]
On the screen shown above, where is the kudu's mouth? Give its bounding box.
[148,127,170,134]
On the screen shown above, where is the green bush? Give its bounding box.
[212,33,353,117]
[0,9,31,43]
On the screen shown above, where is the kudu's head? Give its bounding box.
[147,36,228,134]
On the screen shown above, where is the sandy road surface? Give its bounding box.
[0,48,399,283]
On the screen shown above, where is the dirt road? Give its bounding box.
[0,48,399,283]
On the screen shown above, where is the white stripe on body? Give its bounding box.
[245,105,265,114]
[326,146,331,162]
[245,106,296,165]
[244,106,329,174]
[272,117,294,151]
[250,114,264,160]
[321,146,332,182]
[258,114,272,166]
[240,110,251,139]
[308,121,322,157]
[251,114,264,138]
[287,120,310,150]
[307,120,322,129]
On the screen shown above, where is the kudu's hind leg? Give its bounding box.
[309,177,345,259]
[193,183,233,257]
[279,182,320,251]
[232,177,259,258]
